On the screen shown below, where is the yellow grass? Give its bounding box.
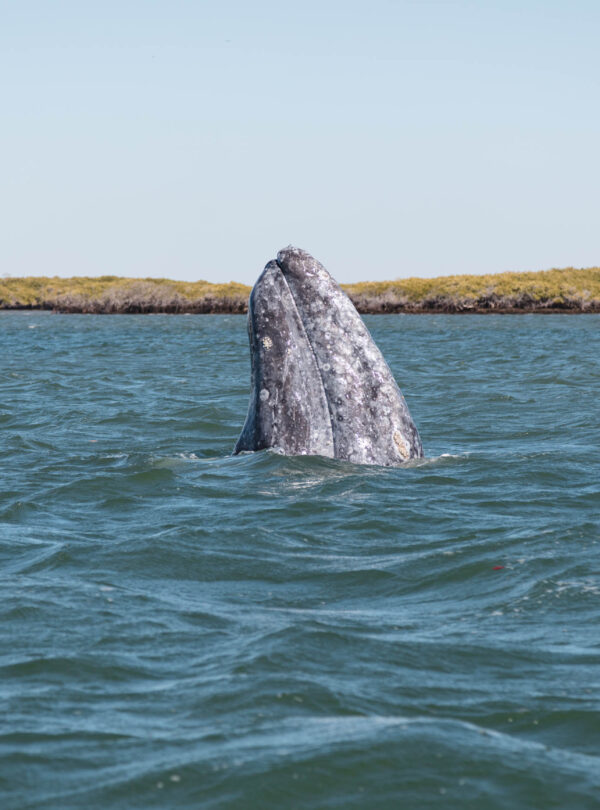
[342,267,600,304]
[1,267,599,312]
[0,276,251,308]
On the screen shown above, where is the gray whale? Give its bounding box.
[234,247,423,466]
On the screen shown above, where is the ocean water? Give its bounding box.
[1,310,599,809]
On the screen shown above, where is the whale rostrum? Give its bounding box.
[234,246,423,466]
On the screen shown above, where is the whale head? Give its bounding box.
[234,247,423,466]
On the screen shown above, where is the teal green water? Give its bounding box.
[2,311,599,809]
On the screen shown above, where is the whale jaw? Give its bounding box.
[235,247,423,466]
[233,259,334,459]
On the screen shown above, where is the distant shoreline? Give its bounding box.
[3,302,600,315]
[2,267,599,314]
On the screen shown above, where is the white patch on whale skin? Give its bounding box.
[262,336,273,350]
[393,430,410,460]
[259,389,270,402]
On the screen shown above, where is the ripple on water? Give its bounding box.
[1,312,600,809]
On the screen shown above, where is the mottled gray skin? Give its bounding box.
[235,247,423,466]
[234,260,334,457]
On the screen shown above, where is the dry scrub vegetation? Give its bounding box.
[0,277,250,313]
[344,267,600,313]
[1,267,600,314]
[344,267,600,312]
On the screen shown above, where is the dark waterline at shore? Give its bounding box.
[3,303,600,314]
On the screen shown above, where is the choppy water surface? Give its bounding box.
[1,311,599,809]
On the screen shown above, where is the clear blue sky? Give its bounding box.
[2,1,598,284]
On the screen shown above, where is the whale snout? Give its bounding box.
[276,245,309,267]
[276,245,324,285]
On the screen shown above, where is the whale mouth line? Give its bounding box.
[274,261,336,445]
